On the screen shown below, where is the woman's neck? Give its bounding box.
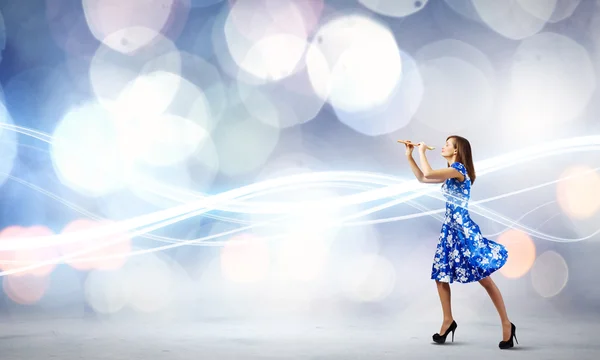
[445,155,458,165]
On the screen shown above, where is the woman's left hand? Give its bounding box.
[417,142,429,153]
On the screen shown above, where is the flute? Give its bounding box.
[397,140,435,150]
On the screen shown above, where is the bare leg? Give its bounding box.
[479,276,511,340]
[435,280,454,334]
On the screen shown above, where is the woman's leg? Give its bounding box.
[479,276,512,340]
[436,280,454,334]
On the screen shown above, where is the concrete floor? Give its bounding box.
[0,314,597,359]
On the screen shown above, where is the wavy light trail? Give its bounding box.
[0,123,599,276]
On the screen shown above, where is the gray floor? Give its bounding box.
[0,314,597,359]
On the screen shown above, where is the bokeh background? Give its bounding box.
[0,0,599,324]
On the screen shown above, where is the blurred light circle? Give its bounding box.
[220,234,270,284]
[3,273,50,305]
[97,26,166,56]
[306,14,402,113]
[531,250,569,298]
[497,229,536,279]
[241,34,307,82]
[414,56,493,133]
[51,102,125,197]
[89,30,181,109]
[358,0,429,18]
[212,88,281,176]
[472,0,555,40]
[415,39,496,84]
[111,71,183,119]
[173,52,228,131]
[224,0,309,82]
[124,251,175,313]
[176,77,220,130]
[227,0,324,34]
[84,268,129,314]
[214,0,324,84]
[236,69,326,129]
[226,0,305,42]
[82,0,185,54]
[335,50,423,136]
[211,5,260,84]
[556,166,600,219]
[97,54,223,208]
[134,113,211,167]
[507,32,595,129]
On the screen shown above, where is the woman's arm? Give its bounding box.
[407,154,444,183]
[418,146,464,182]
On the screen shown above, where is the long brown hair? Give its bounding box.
[447,135,476,184]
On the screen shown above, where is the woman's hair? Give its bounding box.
[447,135,476,184]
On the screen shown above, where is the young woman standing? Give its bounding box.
[403,135,517,349]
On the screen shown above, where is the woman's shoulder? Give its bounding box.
[449,162,470,183]
[450,162,467,173]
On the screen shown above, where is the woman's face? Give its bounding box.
[442,138,456,158]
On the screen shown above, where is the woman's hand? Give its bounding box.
[417,142,429,153]
[401,140,414,156]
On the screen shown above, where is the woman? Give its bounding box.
[403,135,517,349]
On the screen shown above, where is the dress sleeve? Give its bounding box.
[450,162,467,177]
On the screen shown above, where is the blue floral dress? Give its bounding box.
[431,162,508,284]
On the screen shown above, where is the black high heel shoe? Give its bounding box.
[499,323,518,349]
[432,320,457,344]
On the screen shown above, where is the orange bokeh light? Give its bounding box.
[556,165,600,219]
[60,218,132,271]
[0,225,59,277]
[497,229,536,279]
[3,273,50,305]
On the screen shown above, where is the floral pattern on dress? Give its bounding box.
[431,162,508,284]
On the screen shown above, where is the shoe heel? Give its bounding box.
[451,329,455,342]
[512,323,518,344]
